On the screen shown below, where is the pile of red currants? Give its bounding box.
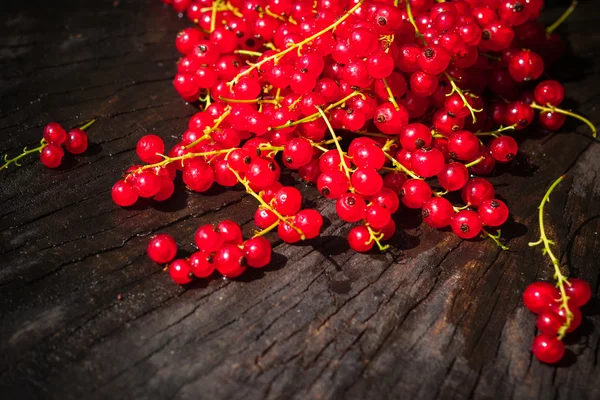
[108,0,597,363]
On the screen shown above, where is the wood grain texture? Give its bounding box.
[1,1,599,399]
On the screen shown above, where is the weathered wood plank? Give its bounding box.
[0,1,599,399]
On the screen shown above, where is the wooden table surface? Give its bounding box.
[1,1,599,399]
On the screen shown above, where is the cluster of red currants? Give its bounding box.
[147,220,273,283]
[1,120,92,171]
[523,279,592,363]
[117,0,597,363]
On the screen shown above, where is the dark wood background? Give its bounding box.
[1,1,599,399]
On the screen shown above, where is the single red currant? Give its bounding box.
[169,259,194,285]
[451,210,482,239]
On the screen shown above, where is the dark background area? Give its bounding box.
[1,0,599,399]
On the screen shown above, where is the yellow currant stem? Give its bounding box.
[316,106,352,181]
[234,50,263,57]
[199,90,212,110]
[228,167,306,240]
[546,0,578,36]
[474,124,517,138]
[366,224,390,251]
[79,119,96,131]
[481,228,509,251]
[185,108,231,149]
[262,6,297,25]
[227,0,364,87]
[382,138,398,152]
[1,139,48,171]
[531,102,596,138]
[210,0,222,33]
[465,157,485,168]
[405,0,428,45]
[251,220,280,239]
[218,96,279,105]
[225,1,243,18]
[132,149,232,174]
[433,189,448,197]
[444,72,482,123]
[452,203,471,213]
[383,78,400,111]
[383,151,421,180]
[273,91,364,130]
[528,175,572,338]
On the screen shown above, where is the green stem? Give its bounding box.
[1,139,47,171]
[546,0,578,36]
[531,102,596,138]
[80,119,96,131]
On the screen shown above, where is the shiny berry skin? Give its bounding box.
[490,136,518,163]
[451,210,482,239]
[549,303,583,333]
[246,158,279,189]
[418,45,451,75]
[189,251,215,278]
[461,178,495,207]
[367,52,395,79]
[534,80,564,106]
[498,0,531,26]
[411,147,445,177]
[216,220,243,244]
[336,193,367,222]
[295,209,323,239]
[538,112,566,131]
[169,259,194,285]
[195,224,223,253]
[348,226,374,253]
[352,168,384,196]
[532,335,564,364]
[478,199,509,227]
[374,102,409,135]
[352,143,385,170]
[401,179,432,209]
[508,50,544,83]
[136,135,165,164]
[183,160,214,192]
[365,203,391,230]
[399,123,432,152]
[317,170,349,199]
[243,237,272,268]
[383,172,408,195]
[40,144,64,168]
[278,220,302,243]
[438,162,469,191]
[147,234,178,264]
[410,71,438,97]
[504,101,534,129]
[43,122,67,145]
[523,282,560,314]
[65,129,88,154]
[448,131,480,161]
[422,197,454,229]
[112,180,139,207]
[565,278,592,307]
[536,312,564,337]
[370,188,400,214]
[254,207,278,229]
[215,244,246,278]
[273,186,303,216]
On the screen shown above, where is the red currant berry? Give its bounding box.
[215,244,247,278]
[216,220,243,244]
[295,209,323,239]
[40,144,64,168]
[478,199,509,227]
[504,101,534,129]
[147,234,178,264]
[534,80,564,107]
[365,203,391,230]
[490,136,518,163]
[136,135,165,164]
[508,50,544,83]
[565,278,592,307]
[254,207,278,229]
[336,193,367,222]
[43,122,67,145]
[400,179,432,209]
[448,131,480,161]
[418,45,451,75]
[183,159,214,192]
[532,334,564,364]
[112,180,139,207]
[523,282,560,314]
[399,123,432,151]
[195,224,223,253]
[369,188,400,214]
[246,158,279,189]
[243,237,272,268]
[64,129,88,154]
[317,170,350,199]
[461,178,495,207]
[536,312,564,337]
[189,251,215,278]
[278,220,303,243]
[169,258,194,285]
[273,186,303,216]
[422,197,454,229]
[411,147,445,177]
[352,168,384,196]
[374,102,409,135]
[348,225,374,253]
[451,210,482,239]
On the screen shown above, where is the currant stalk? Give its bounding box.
[474,125,517,137]
[481,228,510,251]
[528,175,573,338]
[531,102,596,138]
[185,107,232,149]
[226,0,365,87]
[546,0,578,37]
[1,139,48,170]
